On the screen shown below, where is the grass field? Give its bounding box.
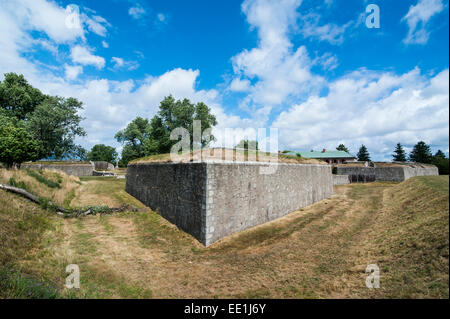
[0,168,448,298]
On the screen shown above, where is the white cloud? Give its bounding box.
[82,13,110,37]
[231,0,324,109]
[102,41,109,48]
[402,0,445,44]
[157,13,166,22]
[70,46,105,69]
[111,57,139,71]
[111,57,125,68]
[273,68,449,160]
[129,5,146,19]
[314,52,339,71]
[229,78,251,92]
[64,64,83,80]
[11,0,85,43]
[299,12,352,45]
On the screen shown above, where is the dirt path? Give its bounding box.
[62,183,395,298]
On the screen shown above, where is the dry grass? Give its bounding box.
[70,177,146,208]
[0,169,448,298]
[0,168,81,207]
[130,148,325,165]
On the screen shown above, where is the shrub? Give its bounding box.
[8,177,29,191]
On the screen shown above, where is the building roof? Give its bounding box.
[286,150,356,159]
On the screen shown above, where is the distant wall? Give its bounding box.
[92,161,114,171]
[93,161,108,170]
[402,166,439,180]
[21,162,93,176]
[126,161,333,246]
[336,167,376,183]
[333,175,350,185]
[337,164,438,182]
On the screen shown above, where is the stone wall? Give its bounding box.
[333,175,350,185]
[337,164,438,182]
[126,161,333,246]
[126,162,206,242]
[335,167,376,183]
[21,162,93,176]
[92,161,115,171]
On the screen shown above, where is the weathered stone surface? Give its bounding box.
[333,175,350,185]
[21,162,93,176]
[336,163,438,182]
[91,161,115,171]
[126,161,333,246]
[126,162,206,242]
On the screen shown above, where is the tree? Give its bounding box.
[236,140,259,151]
[115,117,151,165]
[409,141,432,163]
[431,150,449,175]
[72,145,87,161]
[0,73,46,120]
[87,144,118,164]
[26,96,86,159]
[115,96,218,165]
[357,145,371,162]
[392,143,407,162]
[0,73,86,160]
[146,96,217,154]
[336,144,349,153]
[0,116,40,167]
[434,150,446,159]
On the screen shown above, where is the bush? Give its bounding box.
[8,177,29,191]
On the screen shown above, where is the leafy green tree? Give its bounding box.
[409,141,432,163]
[1,73,86,160]
[0,73,46,120]
[115,96,217,165]
[115,117,151,165]
[236,140,259,151]
[87,144,118,164]
[146,96,217,154]
[336,144,349,153]
[0,116,40,167]
[392,143,407,162]
[357,145,371,162]
[26,96,86,159]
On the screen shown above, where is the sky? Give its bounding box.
[0,0,448,160]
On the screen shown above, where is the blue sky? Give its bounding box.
[0,0,448,160]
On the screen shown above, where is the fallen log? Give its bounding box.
[0,183,40,204]
[1,183,70,213]
[0,183,141,218]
